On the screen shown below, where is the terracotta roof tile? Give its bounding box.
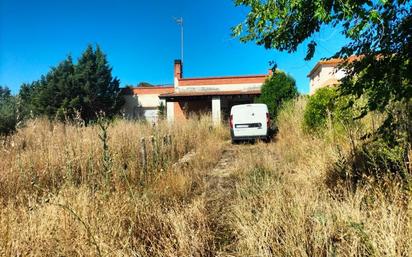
[307,55,362,78]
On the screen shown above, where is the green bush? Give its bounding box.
[303,87,337,131]
[158,102,166,120]
[256,71,298,120]
[303,87,356,134]
[328,137,410,189]
[0,86,17,135]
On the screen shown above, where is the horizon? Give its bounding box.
[0,0,347,95]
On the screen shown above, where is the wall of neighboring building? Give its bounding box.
[308,57,359,95]
[309,64,346,95]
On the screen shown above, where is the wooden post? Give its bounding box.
[140,137,147,182]
[151,135,157,170]
[168,134,175,161]
[161,135,168,169]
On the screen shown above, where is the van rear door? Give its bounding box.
[231,104,268,138]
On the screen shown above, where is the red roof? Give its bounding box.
[307,56,361,78]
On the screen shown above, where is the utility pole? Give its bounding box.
[174,17,184,64]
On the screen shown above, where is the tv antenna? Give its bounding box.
[174,17,184,64]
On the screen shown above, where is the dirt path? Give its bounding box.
[201,143,255,256]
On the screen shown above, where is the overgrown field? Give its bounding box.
[1,99,411,256]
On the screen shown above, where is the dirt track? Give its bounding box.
[201,143,258,256]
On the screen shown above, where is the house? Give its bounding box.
[122,60,271,124]
[160,60,271,124]
[307,56,359,95]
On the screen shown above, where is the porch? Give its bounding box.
[159,90,261,125]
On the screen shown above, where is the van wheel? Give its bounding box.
[231,138,237,144]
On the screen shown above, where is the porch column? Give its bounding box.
[166,101,174,122]
[212,97,221,126]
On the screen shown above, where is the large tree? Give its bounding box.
[233,0,412,143]
[75,45,124,121]
[19,45,124,122]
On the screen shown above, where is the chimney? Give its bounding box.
[174,60,183,79]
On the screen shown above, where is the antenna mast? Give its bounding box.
[175,17,184,64]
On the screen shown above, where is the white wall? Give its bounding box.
[211,97,221,125]
[309,65,346,95]
[136,94,165,108]
[122,94,166,120]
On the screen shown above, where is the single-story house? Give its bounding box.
[123,60,271,124]
[160,60,271,124]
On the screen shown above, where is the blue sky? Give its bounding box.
[0,0,347,94]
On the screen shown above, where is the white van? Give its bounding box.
[230,103,270,143]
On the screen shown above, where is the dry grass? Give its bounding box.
[0,116,227,256]
[227,98,412,256]
[1,100,411,256]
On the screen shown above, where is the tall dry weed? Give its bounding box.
[0,115,227,256]
[227,98,411,256]
[1,101,410,256]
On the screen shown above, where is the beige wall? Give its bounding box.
[122,94,166,120]
[136,94,165,108]
[309,65,346,95]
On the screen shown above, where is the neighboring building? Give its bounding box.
[307,56,360,95]
[122,86,174,122]
[307,58,346,95]
[160,60,271,124]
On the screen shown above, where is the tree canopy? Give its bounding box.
[20,45,124,123]
[0,86,17,135]
[256,71,298,119]
[233,0,412,142]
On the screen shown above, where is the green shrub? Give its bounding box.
[328,138,410,189]
[303,87,357,134]
[158,102,166,120]
[303,87,337,131]
[256,71,298,120]
[0,86,17,136]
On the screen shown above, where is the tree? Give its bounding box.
[18,44,124,123]
[158,101,166,120]
[256,71,298,119]
[0,86,17,135]
[75,45,124,122]
[37,56,76,119]
[233,0,412,143]
[138,82,155,87]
